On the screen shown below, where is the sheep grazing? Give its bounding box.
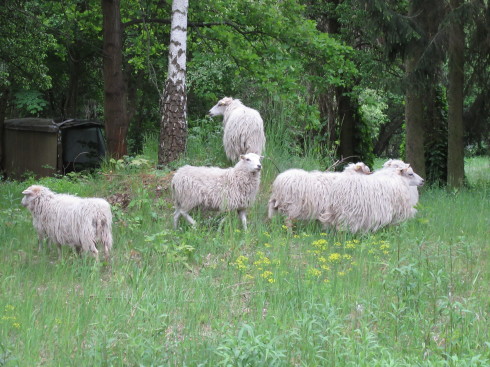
[21,185,113,260]
[268,162,371,227]
[172,153,263,229]
[382,159,420,207]
[326,165,425,233]
[209,97,266,162]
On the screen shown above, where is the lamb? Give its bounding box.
[21,185,113,260]
[325,165,424,233]
[172,153,263,229]
[209,97,266,162]
[382,159,419,207]
[267,162,371,227]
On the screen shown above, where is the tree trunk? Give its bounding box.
[337,88,357,161]
[64,50,80,119]
[158,0,188,165]
[447,0,465,188]
[0,87,9,173]
[404,3,427,178]
[102,0,128,159]
[374,117,404,156]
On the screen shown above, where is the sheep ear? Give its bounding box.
[22,189,34,196]
[240,155,246,160]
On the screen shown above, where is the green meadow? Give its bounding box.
[1,132,489,366]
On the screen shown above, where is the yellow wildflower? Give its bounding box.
[261,270,273,279]
[307,268,322,277]
[328,253,341,262]
[312,239,327,247]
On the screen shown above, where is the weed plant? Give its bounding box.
[0,125,489,366]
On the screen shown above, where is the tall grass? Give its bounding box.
[0,123,488,366]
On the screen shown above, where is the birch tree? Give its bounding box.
[158,0,188,165]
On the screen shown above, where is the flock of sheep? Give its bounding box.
[21,97,424,260]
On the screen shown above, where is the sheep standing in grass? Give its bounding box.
[326,165,424,233]
[21,185,113,260]
[382,159,420,207]
[209,97,266,162]
[172,153,263,229]
[267,162,371,227]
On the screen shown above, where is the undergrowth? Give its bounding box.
[0,125,488,366]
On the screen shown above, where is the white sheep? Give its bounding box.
[382,159,419,207]
[326,165,424,233]
[172,153,263,229]
[209,97,266,162]
[267,162,371,227]
[21,185,113,260]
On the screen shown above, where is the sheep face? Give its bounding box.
[238,153,263,173]
[21,185,48,208]
[208,97,234,116]
[398,167,425,186]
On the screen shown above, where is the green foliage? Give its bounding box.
[13,90,48,115]
[0,139,489,366]
[215,323,286,367]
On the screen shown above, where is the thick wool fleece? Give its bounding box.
[21,185,112,259]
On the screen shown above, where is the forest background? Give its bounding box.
[0,0,489,186]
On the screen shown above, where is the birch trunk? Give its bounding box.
[158,0,188,165]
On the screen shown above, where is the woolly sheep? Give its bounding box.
[326,165,424,233]
[209,97,266,162]
[267,162,371,226]
[382,159,419,207]
[21,185,113,260]
[172,153,263,229]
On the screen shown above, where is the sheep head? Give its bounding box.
[208,97,234,117]
[21,185,51,208]
[397,166,425,187]
[238,153,263,173]
[383,159,409,169]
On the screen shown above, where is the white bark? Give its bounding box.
[158,0,189,165]
[167,0,188,86]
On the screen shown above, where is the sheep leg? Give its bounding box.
[174,209,196,228]
[238,209,247,230]
[57,243,62,260]
[267,200,277,219]
[173,209,182,229]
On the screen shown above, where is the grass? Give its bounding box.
[0,128,489,366]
